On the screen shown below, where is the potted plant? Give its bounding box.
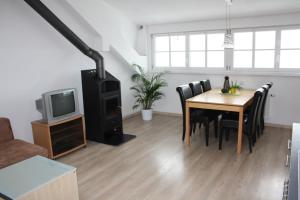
[130,64,167,121]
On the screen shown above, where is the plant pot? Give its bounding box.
[141,109,153,121]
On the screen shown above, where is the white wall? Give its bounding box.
[0,0,136,142]
[147,13,300,126]
[65,0,147,69]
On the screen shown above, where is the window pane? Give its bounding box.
[171,52,185,67]
[207,51,224,68]
[255,50,274,68]
[190,34,205,51]
[281,29,300,49]
[207,33,224,50]
[155,52,169,67]
[255,31,276,49]
[234,51,252,68]
[155,36,169,51]
[171,35,186,51]
[190,52,205,67]
[280,50,300,68]
[234,32,253,50]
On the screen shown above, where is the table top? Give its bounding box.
[186,89,255,107]
[0,156,76,199]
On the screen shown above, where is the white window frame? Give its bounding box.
[150,25,300,76]
[231,29,254,70]
[278,28,300,69]
[231,27,278,71]
[206,32,226,69]
[189,32,206,68]
[152,30,226,71]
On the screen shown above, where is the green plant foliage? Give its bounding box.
[130,64,167,110]
[230,81,241,89]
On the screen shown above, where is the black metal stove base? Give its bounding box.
[102,133,136,146]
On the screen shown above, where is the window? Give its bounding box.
[207,33,224,68]
[233,32,253,68]
[154,32,225,68]
[189,34,205,67]
[280,29,300,68]
[189,33,224,68]
[233,31,276,69]
[254,31,276,68]
[154,36,169,67]
[154,35,186,67]
[170,35,186,67]
[152,26,300,72]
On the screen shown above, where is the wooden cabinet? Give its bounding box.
[31,115,86,159]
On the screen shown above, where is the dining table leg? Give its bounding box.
[237,108,244,154]
[185,103,190,145]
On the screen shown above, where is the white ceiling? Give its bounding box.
[102,0,300,25]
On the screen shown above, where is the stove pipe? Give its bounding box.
[24,0,105,79]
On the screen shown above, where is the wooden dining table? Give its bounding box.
[185,89,255,154]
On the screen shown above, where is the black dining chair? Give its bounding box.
[189,81,219,140]
[219,88,263,153]
[176,85,201,141]
[260,83,272,134]
[200,79,212,92]
[253,86,267,143]
[176,84,216,146]
[189,81,203,96]
[267,82,273,89]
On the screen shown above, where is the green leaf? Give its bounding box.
[130,64,167,110]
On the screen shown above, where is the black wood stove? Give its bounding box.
[81,69,136,145]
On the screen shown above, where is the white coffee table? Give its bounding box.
[0,156,79,200]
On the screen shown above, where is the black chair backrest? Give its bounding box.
[261,84,271,122]
[256,87,267,126]
[246,88,263,136]
[267,82,273,88]
[189,81,203,96]
[176,85,193,119]
[200,79,212,92]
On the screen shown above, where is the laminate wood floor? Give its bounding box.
[59,114,291,200]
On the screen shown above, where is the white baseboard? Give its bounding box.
[265,123,292,130]
[153,111,182,117]
[123,112,140,120]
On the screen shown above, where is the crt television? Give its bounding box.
[36,88,80,122]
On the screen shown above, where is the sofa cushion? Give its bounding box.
[0,118,14,144]
[0,139,48,169]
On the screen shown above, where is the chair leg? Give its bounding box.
[253,128,257,144]
[190,122,193,136]
[214,118,218,138]
[205,121,209,146]
[257,124,261,138]
[248,134,253,153]
[225,129,230,141]
[182,119,186,141]
[192,123,196,134]
[219,124,223,150]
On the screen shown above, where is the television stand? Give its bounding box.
[31,115,86,159]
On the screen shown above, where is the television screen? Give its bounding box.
[51,91,76,117]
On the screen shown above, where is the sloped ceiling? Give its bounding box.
[102,0,300,25]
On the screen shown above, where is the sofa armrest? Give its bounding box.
[0,118,14,144]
